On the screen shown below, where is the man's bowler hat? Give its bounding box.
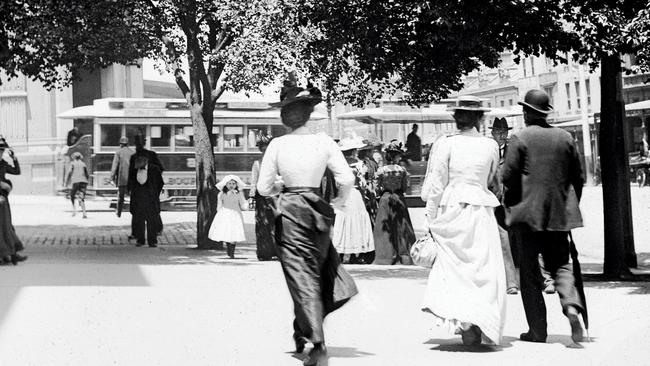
[518,89,553,114]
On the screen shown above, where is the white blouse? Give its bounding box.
[421,129,501,220]
[256,129,354,203]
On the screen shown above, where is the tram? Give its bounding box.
[58,98,327,203]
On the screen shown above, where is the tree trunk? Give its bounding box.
[599,54,636,277]
[190,104,220,249]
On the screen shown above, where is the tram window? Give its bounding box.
[223,126,244,150]
[247,125,270,150]
[100,125,122,150]
[125,125,147,145]
[174,126,194,150]
[212,126,220,151]
[151,125,172,151]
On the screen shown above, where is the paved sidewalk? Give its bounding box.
[1,187,649,365]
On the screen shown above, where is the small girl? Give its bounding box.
[208,174,248,258]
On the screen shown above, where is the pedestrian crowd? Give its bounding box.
[0,83,589,366]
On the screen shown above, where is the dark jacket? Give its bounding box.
[501,123,584,231]
[128,149,164,194]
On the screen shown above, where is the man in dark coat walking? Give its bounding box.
[128,134,164,247]
[502,89,586,344]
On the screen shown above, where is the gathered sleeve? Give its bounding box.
[326,138,355,204]
[4,156,20,175]
[256,139,280,196]
[421,137,450,219]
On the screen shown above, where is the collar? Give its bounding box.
[459,128,480,137]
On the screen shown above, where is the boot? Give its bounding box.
[11,253,28,265]
[226,243,235,258]
[303,343,327,366]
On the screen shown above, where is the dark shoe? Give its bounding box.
[148,244,158,248]
[1,256,12,265]
[567,307,584,343]
[226,243,235,258]
[461,325,482,345]
[520,330,546,343]
[294,335,307,353]
[303,343,327,366]
[128,235,136,241]
[11,254,28,265]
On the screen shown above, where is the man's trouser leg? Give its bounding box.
[133,214,146,244]
[540,232,584,315]
[520,230,547,339]
[498,225,519,290]
[117,186,126,217]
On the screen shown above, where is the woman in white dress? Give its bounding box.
[257,82,358,366]
[420,96,506,346]
[331,137,375,264]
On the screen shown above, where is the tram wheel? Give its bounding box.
[636,169,646,188]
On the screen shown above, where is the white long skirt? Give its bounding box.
[208,207,246,243]
[422,203,506,345]
[332,188,375,254]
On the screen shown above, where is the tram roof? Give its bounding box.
[58,97,327,121]
[626,100,650,112]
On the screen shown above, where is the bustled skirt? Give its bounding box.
[372,191,415,265]
[0,195,24,258]
[275,191,358,343]
[332,188,375,254]
[255,193,277,259]
[422,203,506,345]
[208,207,246,243]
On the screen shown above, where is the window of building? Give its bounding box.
[100,124,122,150]
[509,99,513,106]
[174,126,194,150]
[500,100,505,107]
[150,125,172,152]
[487,102,492,108]
[543,86,555,107]
[530,57,535,76]
[575,81,581,110]
[223,126,244,150]
[566,83,572,110]
[522,60,527,78]
[585,79,591,106]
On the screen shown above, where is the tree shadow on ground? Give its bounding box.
[289,346,374,364]
[424,335,517,352]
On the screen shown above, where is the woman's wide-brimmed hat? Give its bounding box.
[216,174,246,191]
[271,83,323,108]
[490,117,513,130]
[447,95,490,112]
[518,89,553,114]
[384,140,404,154]
[256,134,273,147]
[338,136,366,151]
[0,137,8,149]
[71,151,83,159]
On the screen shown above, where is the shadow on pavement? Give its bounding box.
[425,335,517,352]
[290,346,374,364]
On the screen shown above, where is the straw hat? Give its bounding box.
[447,95,490,112]
[338,136,366,151]
[216,174,246,191]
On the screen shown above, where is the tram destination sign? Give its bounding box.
[94,171,253,190]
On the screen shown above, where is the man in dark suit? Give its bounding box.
[128,134,164,247]
[502,89,586,344]
[405,123,422,161]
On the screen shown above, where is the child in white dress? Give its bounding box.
[209,174,248,258]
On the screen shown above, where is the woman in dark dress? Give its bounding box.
[250,134,278,261]
[372,141,415,265]
[257,82,358,366]
[0,137,27,265]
